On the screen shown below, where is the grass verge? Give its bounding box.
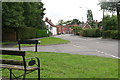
[2,51,118,78]
[1,41,17,45]
[14,37,70,47]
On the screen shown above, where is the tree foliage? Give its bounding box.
[2,2,25,28]
[87,9,93,22]
[98,0,119,11]
[2,2,46,29]
[71,19,81,25]
[71,26,82,35]
[86,9,94,27]
[57,19,64,25]
[58,19,81,25]
[103,15,117,30]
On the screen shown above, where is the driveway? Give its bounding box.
[1,34,119,59]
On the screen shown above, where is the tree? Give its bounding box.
[98,0,120,30]
[86,9,94,27]
[2,2,46,29]
[99,0,118,12]
[103,15,117,30]
[23,2,46,29]
[58,19,64,25]
[71,19,81,25]
[60,19,81,25]
[2,2,25,28]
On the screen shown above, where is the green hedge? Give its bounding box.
[102,30,111,38]
[36,29,49,38]
[18,27,49,40]
[82,28,101,37]
[102,30,120,39]
[3,27,49,41]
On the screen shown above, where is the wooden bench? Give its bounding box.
[0,50,40,80]
[18,40,40,52]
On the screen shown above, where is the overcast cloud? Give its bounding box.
[42,0,105,24]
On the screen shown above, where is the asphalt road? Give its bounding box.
[1,34,119,58]
[55,34,119,58]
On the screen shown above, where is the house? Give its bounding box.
[82,23,92,29]
[56,24,76,34]
[45,17,57,36]
[45,17,80,35]
[56,25,63,34]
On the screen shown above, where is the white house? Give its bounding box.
[45,17,57,36]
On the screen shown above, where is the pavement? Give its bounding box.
[1,34,119,59]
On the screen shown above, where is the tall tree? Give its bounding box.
[23,2,46,29]
[2,2,25,28]
[86,9,94,27]
[98,0,120,30]
[2,2,46,29]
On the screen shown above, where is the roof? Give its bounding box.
[45,17,56,27]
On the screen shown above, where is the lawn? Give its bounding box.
[1,41,17,45]
[14,37,70,47]
[1,51,118,78]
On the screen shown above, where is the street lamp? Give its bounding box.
[80,7,89,27]
[80,7,89,22]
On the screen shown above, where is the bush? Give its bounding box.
[102,30,120,39]
[111,30,120,39]
[3,27,49,41]
[18,27,49,40]
[82,28,101,37]
[71,26,82,35]
[18,27,36,39]
[36,29,49,38]
[102,30,111,38]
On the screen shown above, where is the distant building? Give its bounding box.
[82,23,92,29]
[45,17,57,36]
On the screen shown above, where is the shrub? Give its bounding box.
[3,27,49,41]
[18,27,49,40]
[82,28,101,37]
[102,30,111,38]
[18,27,35,40]
[71,26,82,35]
[111,30,120,39]
[102,30,120,39]
[36,29,49,37]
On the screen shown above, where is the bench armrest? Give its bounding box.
[25,57,40,67]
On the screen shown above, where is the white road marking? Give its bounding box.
[73,45,80,47]
[96,50,120,59]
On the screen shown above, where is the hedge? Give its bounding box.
[102,30,111,38]
[18,27,49,40]
[82,28,101,37]
[36,29,49,38]
[102,30,120,39]
[3,27,49,41]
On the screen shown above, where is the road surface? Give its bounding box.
[1,34,119,58]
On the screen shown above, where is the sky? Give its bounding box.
[42,0,103,24]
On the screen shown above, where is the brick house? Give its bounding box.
[45,17,81,35]
[82,23,92,29]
